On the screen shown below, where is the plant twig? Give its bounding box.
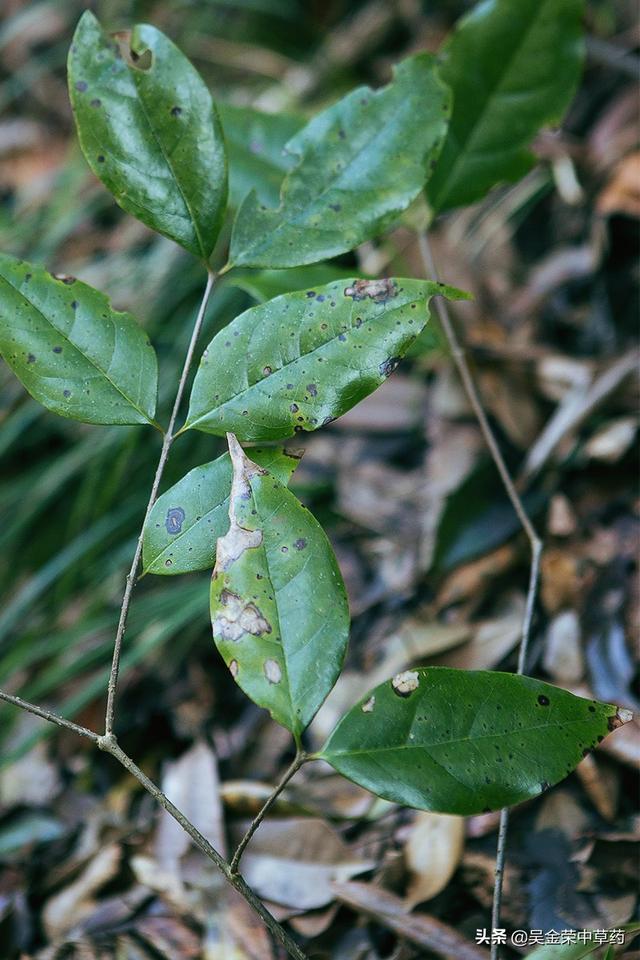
[104,269,217,736]
[96,734,308,960]
[0,690,308,960]
[0,689,100,743]
[417,230,543,960]
[230,749,308,874]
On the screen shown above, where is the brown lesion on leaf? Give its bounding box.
[212,589,271,642]
[344,278,397,303]
[608,707,634,731]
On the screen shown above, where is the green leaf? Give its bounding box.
[229,54,450,268]
[68,11,227,260]
[184,277,468,441]
[210,435,349,737]
[217,103,303,208]
[142,446,301,575]
[0,253,157,426]
[321,667,631,815]
[428,0,585,213]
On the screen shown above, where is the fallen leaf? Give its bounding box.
[403,811,465,907]
[239,817,374,910]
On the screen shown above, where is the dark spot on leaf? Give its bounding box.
[97,155,105,163]
[290,403,299,413]
[315,294,325,302]
[306,383,317,397]
[306,291,316,298]
[90,98,101,108]
[379,357,401,377]
[281,545,288,553]
[75,81,88,92]
[165,506,186,535]
[63,389,71,397]
[170,106,182,116]
[24,273,31,281]
[71,300,78,310]
[338,333,346,342]
[597,734,604,742]
[262,366,272,376]
[53,273,76,285]
[537,695,550,706]
[582,748,590,757]
[27,353,36,363]
[338,128,346,139]
[329,203,341,212]
[53,346,62,354]
[294,538,307,550]
[588,705,596,713]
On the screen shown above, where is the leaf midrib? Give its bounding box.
[1,273,153,423]
[325,715,605,758]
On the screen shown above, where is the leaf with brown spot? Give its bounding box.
[321,668,631,815]
[185,277,468,441]
[210,434,349,737]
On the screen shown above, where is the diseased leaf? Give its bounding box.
[68,11,227,260]
[229,54,450,267]
[321,667,632,815]
[142,447,301,575]
[210,435,349,737]
[0,253,157,426]
[217,103,302,208]
[428,0,585,213]
[184,277,468,441]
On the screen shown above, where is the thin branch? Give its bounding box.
[0,689,99,743]
[96,734,308,960]
[105,269,217,735]
[417,230,543,960]
[0,692,308,960]
[230,749,307,874]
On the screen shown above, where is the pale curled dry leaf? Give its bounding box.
[238,817,375,910]
[332,880,490,960]
[155,739,226,869]
[43,843,122,940]
[402,811,465,907]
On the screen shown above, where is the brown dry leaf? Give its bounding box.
[461,850,526,926]
[331,374,427,432]
[239,817,374,910]
[437,591,525,670]
[0,715,61,809]
[332,880,490,960]
[435,543,517,611]
[575,754,619,821]
[155,739,225,871]
[597,152,640,218]
[42,843,121,940]
[289,903,338,937]
[542,609,585,683]
[547,493,578,537]
[134,916,201,960]
[402,812,465,908]
[584,415,638,462]
[540,549,582,614]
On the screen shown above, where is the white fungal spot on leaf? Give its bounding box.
[392,669,420,697]
[213,433,266,571]
[362,695,375,713]
[264,659,282,684]
[212,589,271,641]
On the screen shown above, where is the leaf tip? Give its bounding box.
[610,706,634,730]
